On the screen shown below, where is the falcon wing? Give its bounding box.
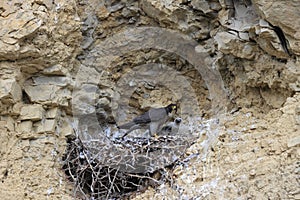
[133,111,151,124]
[133,107,167,124]
[148,107,167,122]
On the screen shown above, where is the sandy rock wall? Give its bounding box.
[134,94,300,199]
[0,0,299,199]
[0,0,80,199]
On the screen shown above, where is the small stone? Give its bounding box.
[72,84,99,115]
[255,179,267,189]
[18,120,33,133]
[295,106,300,125]
[24,85,58,102]
[20,104,45,121]
[11,102,23,115]
[256,26,288,59]
[34,119,57,134]
[8,14,42,40]
[60,119,73,137]
[239,32,250,40]
[191,0,211,13]
[32,76,70,86]
[259,19,270,27]
[0,116,15,131]
[96,6,110,19]
[0,79,22,102]
[6,116,15,131]
[214,32,256,59]
[287,136,300,148]
[46,107,59,119]
[42,64,68,75]
[294,193,300,200]
[121,7,136,18]
[129,80,137,87]
[0,121,6,131]
[249,124,257,130]
[249,169,256,176]
[108,3,125,13]
[97,97,110,108]
[24,85,71,106]
[210,2,221,11]
[195,45,210,53]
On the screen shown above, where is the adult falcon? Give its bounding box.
[117,103,177,138]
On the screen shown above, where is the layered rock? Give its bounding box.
[0,0,299,199]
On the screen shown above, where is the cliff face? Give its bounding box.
[0,0,299,199]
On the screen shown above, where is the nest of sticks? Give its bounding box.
[62,131,194,199]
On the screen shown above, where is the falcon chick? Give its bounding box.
[117,103,177,138]
[160,117,182,135]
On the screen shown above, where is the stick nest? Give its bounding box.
[62,132,195,199]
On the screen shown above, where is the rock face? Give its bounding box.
[253,0,300,55]
[134,94,300,199]
[0,0,299,199]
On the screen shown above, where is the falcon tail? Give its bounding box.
[117,121,135,129]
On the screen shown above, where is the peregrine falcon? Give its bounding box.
[117,103,177,138]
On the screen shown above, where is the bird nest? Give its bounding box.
[62,130,195,199]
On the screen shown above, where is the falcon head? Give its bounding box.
[174,118,182,124]
[165,103,177,114]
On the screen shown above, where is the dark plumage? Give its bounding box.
[117,103,177,138]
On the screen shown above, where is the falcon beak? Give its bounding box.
[172,105,177,113]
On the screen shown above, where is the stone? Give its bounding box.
[97,97,110,108]
[46,108,59,119]
[10,103,23,115]
[7,16,42,40]
[239,32,250,41]
[219,1,259,32]
[72,84,99,115]
[214,32,256,59]
[24,85,71,106]
[0,9,41,40]
[96,107,108,120]
[60,119,74,137]
[121,7,137,18]
[20,104,45,121]
[0,116,15,131]
[18,120,33,133]
[0,79,22,102]
[0,121,6,131]
[295,106,300,125]
[260,88,286,108]
[191,0,211,14]
[211,2,222,11]
[254,26,288,58]
[34,119,56,134]
[294,193,300,200]
[96,6,110,19]
[99,88,114,99]
[75,65,101,85]
[42,64,68,75]
[289,78,300,92]
[6,116,14,132]
[0,7,42,60]
[24,85,59,102]
[253,0,300,55]
[249,169,256,176]
[287,136,300,148]
[32,76,70,87]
